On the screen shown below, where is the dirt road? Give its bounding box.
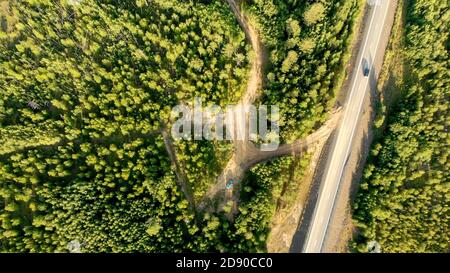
[198,0,342,215]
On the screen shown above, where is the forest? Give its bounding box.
[0,0,250,252]
[353,0,449,253]
[245,0,361,142]
[1,0,363,252]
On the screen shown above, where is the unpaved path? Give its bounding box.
[198,0,342,215]
[158,0,263,212]
[225,0,264,105]
[199,110,343,212]
[196,0,265,214]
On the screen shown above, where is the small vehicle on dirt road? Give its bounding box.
[226,179,236,190]
[363,59,371,77]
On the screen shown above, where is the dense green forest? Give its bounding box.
[175,140,233,202]
[0,0,362,252]
[0,0,251,252]
[232,155,311,252]
[353,0,449,253]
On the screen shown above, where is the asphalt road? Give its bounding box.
[302,0,392,253]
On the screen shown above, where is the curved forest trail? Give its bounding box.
[225,0,264,105]
[197,0,266,213]
[198,0,342,216]
[162,0,342,217]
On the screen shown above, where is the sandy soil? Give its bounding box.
[197,0,265,214]
[198,1,345,217]
[163,0,265,214]
[225,0,265,106]
[267,141,327,252]
[198,113,342,213]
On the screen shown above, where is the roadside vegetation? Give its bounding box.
[352,0,449,253]
[233,155,311,252]
[245,0,362,142]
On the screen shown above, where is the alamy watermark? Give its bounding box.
[171,98,280,152]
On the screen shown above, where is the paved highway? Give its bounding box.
[302,0,392,253]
